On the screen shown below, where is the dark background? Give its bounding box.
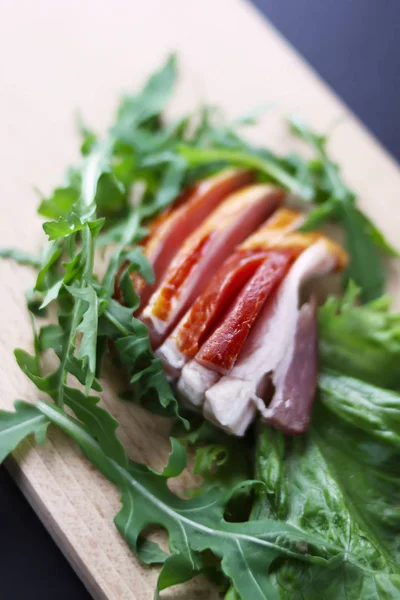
[1,1,399,598]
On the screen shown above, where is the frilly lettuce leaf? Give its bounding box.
[319,285,400,389]
[253,413,400,597]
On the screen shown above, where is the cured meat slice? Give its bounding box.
[203,238,347,435]
[178,232,339,410]
[141,184,284,346]
[116,168,254,307]
[158,208,302,378]
[196,249,295,374]
[259,297,318,434]
[158,251,268,378]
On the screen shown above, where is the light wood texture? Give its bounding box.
[0,0,399,598]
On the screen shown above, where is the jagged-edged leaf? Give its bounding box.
[36,400,333,600]
[66,284,99,390]
[0,401,48,462]
[99,300,185,424]
[114,54,177,132]
[38,186,80,219]
[319,287,400,389]
[43,214,104,240]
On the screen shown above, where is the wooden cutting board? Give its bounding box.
[1,1,399,598]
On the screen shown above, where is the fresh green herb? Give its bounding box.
[178,145,314,200]
[0,247,41,267]
[0,401,49,462]
[289,116,397,301]
[1,398,331,600]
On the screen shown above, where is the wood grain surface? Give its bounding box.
[0,0,399,598]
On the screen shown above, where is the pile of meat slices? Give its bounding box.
[116,168,347,436]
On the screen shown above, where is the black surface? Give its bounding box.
[0,466,92,599]
[252,0,400,160]
[1,2,400,599]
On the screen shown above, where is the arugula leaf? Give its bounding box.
[178,145,314,200]
[289,116,397,301]
[225,587,241,600]
[43,214,104,240]
[319,286,400,389]
[178,420,251,498]
[148,154,187,216]
[35,241,62,292]
[32,399,332,600]
[340,202,385,301]
[252,426,287,522]
[67,284,100,391]
[98,299,185,423]
[38,186,80,219]
[0,247,41,268]
[114,54,177,132]
[0,401,48,462]
[298,198,339,231]
[101,210,141,294]
[40,280,64,309]
[122,248,154,285]
[136,537,169,565]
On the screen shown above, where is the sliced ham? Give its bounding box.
[202,238,347,435]
[196,230,326,375]
[196,249,295,374]
[116,168,254,308]
[158,208,303,378]
[178,232,338,412]
[259,297,318,434]
[158,250,268,378]
[141,184,284,347]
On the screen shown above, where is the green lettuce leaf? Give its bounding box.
[319,371,400,447]
[252,371,400,599]
[319,286,400,389]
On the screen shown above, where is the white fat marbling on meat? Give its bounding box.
[177,360,220,407]
[156,337,186,380]
[203,378,257,436]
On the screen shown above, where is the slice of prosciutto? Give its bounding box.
[158,208,303,379]
[202,237,347,435]
[116,168,254,308]
[141,184,285,347]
